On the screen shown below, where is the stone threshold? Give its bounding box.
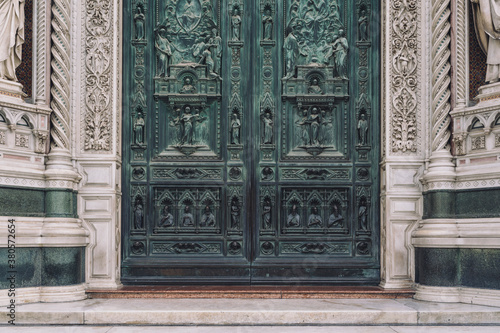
[2,298,500,326]
[87,286,415,299]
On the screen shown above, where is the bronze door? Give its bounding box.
[122,0,380,284]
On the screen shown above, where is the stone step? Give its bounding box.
[4,326,500,333]
[2,298,500,326]
[87,286,415,299]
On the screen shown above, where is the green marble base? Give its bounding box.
[0,247,85,289]
[416,248,500,290]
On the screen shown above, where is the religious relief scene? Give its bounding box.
[153,188,221,234]
[281,0,349,158]
[152,0,222,158]
[281,188,349,235]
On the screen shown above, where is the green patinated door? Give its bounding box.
[122,0,380,284]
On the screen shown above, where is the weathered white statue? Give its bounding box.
[471,0,500,83]
[0,0,25,81]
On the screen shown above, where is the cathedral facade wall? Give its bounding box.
[0,0,498,306]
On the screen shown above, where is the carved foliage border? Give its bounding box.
[390,0,421,154]
[83,0,113,151]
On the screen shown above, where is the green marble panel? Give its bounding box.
[0,186,45,217]
[0,247,84,289]
[416,248,500,290]
[424,188,500,219]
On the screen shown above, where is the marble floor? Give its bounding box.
[2,326,500,333]
[1,298,500,327]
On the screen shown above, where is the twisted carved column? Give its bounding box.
[424,0,455,186]
[431,0,452,154]
[50,0,71,151]
[455,0,467,107]
[35,0,49,105]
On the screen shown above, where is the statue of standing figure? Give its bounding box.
[331,29,349,79]
[262,7,273,40]
[283,28,299,79]
[261,111,273,144]
[231,7,242,41]
[0,0,25,81]
[358,9,368,41]
[208,28,222,74]
[155,27,172,77]
[357,113,368,146]
[231,112,241,144]
[471,0,500,83]
[134,6,145,40]
[134,203,144,229]
[134,113,145,144]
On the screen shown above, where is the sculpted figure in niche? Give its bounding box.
[283,28,299,78]
[358,9,368,41]
[200,205,215,227]
[262,7,273,40]
[471,0,500,82]
[134,6,145,40]
[134,204,144,229]
[181,205,194,226]
[231,7,242,41]
[0,0,24,81]
[308,78,323,94]
[261,111,273,144]
[155,28,172,77]
[331,29,348,79]
[308,206,323,227]
[358,198,368,231]
[287,204,301,227]
[328,204,343,228]
[357,113,368,146]
[262,198,272,229]
[179,77,196,94]
[230,198,240,229]
[134,113,145,144]
[231,112,241,144]
[159,205,174,227]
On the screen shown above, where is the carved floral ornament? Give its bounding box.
[391,0,418,153]
[84,0,113,151]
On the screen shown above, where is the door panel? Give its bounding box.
[122,0,380,284]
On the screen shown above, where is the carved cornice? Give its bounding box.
[50,0,71,150]
[390,0,419,154]
[84,0,113,151]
